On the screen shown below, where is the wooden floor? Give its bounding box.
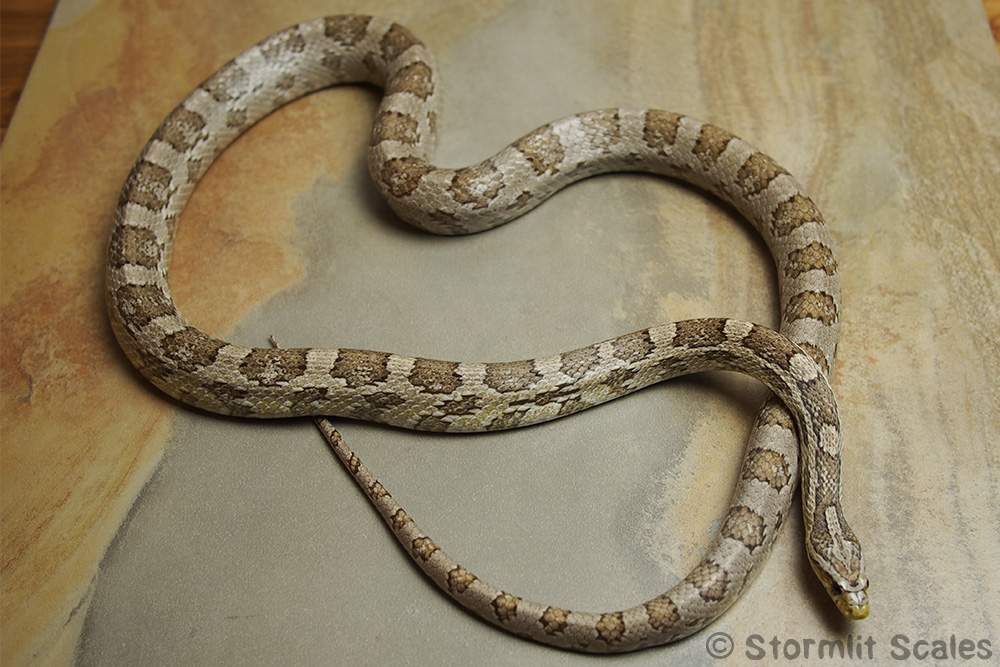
[1,0,56,139]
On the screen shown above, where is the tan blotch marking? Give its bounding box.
[600,367,642,395]
[286,386,329,411]
[449,161,504,209]
[491,592,519,622]
[368,480,389,500]
[372,111,419,144]
[642,110,683,151]
[225,109,247,129]
[260,30,305,61]
[580,110,621,149]
[389,61,434,99]
[111,224,160,268]
[560,346,600,379]
[612,330,654,363]
[330,349,390,388]
[433,394,483,416]
[795,341,831,376]
[275,73,296,91]
[722,505,766,551]
[505,190,533,212]
[183,381,252,416]
[408,358,462,394]
[239,348,308,385]
[693,124,735,166]
[390,509,412,531]
[362,391,406,412]
[447,566,476,594]
[736,152,788,197]
[514,126,564,175]
[786,241,837,278]
[122,161,173,212]
[770,194,823,237]
[743,448,791,490]
[799,376,838,428]
[201,64,249,102]
[323,15,371,44]
[743,324,798,370]
[672,319,728,348]
[686,561,729,602]
[756,402,794,430]
[345,452,361,474]
[380,23,421,63]
[320,51,344,73]
[644,594,680,631]
[160,327,225,374]
[411,536,438,561]
[381,157,432,197]
[155,107,206,152]
[786,290,838,326]
[484,360,540,393]
[540,607,570,635]
[114,284,174,327]
[596,612,626,643]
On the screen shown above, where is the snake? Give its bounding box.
[105,15,868,653]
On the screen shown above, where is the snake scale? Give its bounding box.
[106,15,868,653]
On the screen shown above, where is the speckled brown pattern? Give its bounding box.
[596,612,625,643]
[723,505,766,550]
[743,447,792,490]
[515,126,565,175]
[330,349,390,388]
[121,161,172,212]
[736,152,788,196]
[389,61,434,99]
[693,124,735,166]
[642,110,682,150]
[449,161,505,209]
[771,193,824,237]
[447,566,476,594]
[540,606,570,635]
[239,348,307,384]
[372,111,419,144]
[786,241,837,278]
[380,157,433,197]
[110,225,160,269]
[492,592,519,622]
[408,358,461,394]
[786,290,839,326]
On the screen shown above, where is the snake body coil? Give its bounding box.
[107,16,868,652]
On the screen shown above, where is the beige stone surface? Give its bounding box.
[1,0,997,665]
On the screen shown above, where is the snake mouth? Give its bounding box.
[834,589,869,620]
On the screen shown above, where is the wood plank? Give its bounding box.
[0,0,57,140]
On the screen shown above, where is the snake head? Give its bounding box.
[809,505,868,619]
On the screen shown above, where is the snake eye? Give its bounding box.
[828,581,843,595]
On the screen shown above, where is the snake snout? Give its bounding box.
[834,588,869,620]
